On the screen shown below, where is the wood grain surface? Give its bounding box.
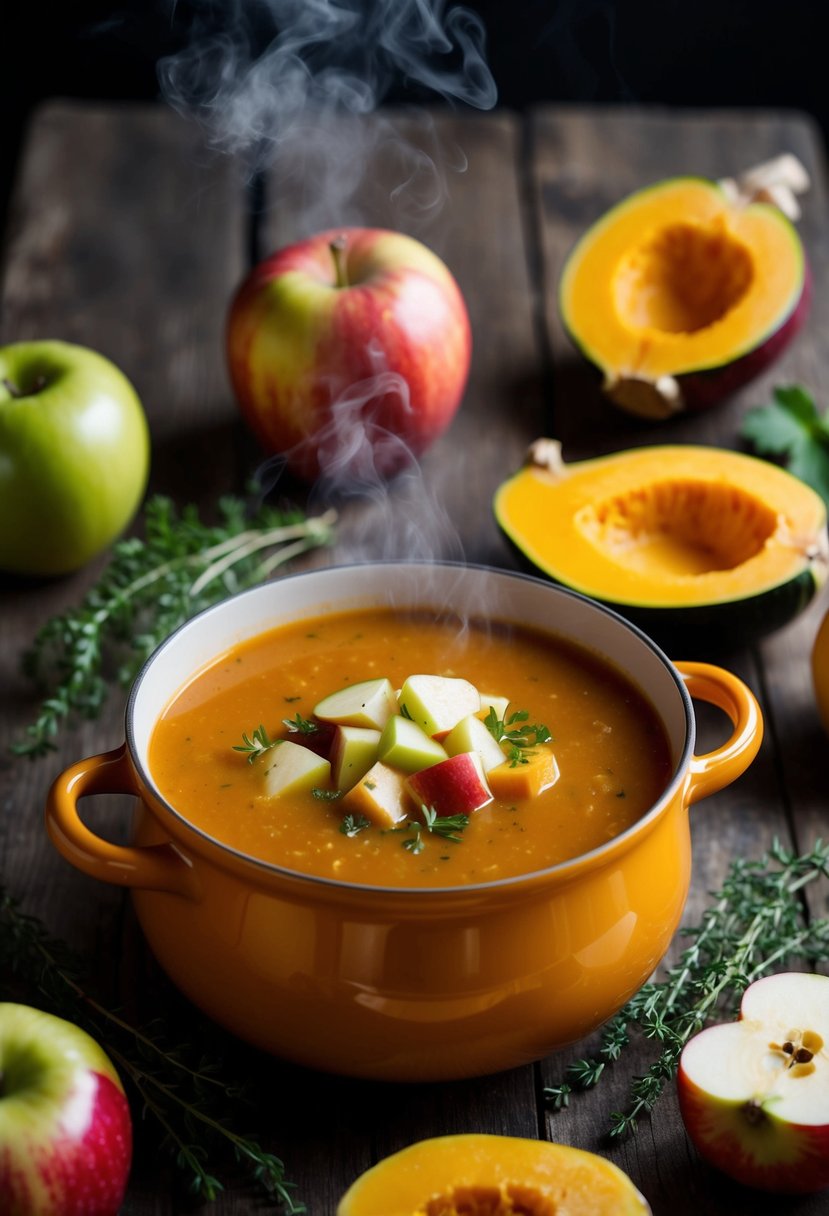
[1,99,827,1215]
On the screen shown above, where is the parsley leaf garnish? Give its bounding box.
[741,384,829,507]
[340,812,370,836]
[484,706,552,749]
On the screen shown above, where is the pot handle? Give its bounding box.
[675,661,763,805]
[46,744,198,898]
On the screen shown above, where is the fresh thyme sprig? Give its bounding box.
[544,840,829,1137]
[233,724,281,764]
[0,884,305,1212]
[282,713,319,736]
[393,805,470,853]
[13,495,337,759]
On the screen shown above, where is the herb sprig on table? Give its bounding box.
[0,884,305,1212]
[741,384,829,506]
[12,495,336,759]
[545,840,829,1137]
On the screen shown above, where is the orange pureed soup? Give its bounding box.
[149,607,673,887]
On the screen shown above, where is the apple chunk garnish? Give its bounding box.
[677,971,829,1194]
[398,675,481,738]
[314,678,397,730]
[378,715,448,773]
[261,740,331,798]
[340,761,412,828]
[330,726,381,791]
[407,751,493,817]
[443,713,508,773]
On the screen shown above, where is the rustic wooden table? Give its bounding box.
[1,100,828,1215]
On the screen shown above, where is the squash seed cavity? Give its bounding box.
[421,1184,555,1215]
[613,220,754,335]
[575,479,778,577]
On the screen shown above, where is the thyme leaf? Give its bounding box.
[233,725,279,764]
[340,812,370,835]
[282,713,318,736]
[544,839,829,1138]
[12,495,336,759]
[0,884,305,1212]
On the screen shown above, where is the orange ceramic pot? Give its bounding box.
[46,564,762,1082]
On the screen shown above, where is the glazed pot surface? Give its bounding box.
[46,563,762,1079]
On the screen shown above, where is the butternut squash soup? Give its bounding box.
[148,608,672,887]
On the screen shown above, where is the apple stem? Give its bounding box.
[2,375,47,398]
[329,235,349,289]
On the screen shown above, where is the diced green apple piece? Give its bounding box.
[314,677,397,729]
[398,675,481,738]
[378,715,448,773]
[406,751,493,817]
[331,726,381,791]
[262,740,331,798]
[479,693,510,720]
[443,713,508,773]
[341,761,412,828]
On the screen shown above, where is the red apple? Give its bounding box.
[0,1002,132,1215]
[677,972,829,1194]
[226,227,471,482]
[407,751,493,817]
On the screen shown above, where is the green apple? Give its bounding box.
[262,740,331,797]
[0,340,150,575]
[398,674,481,738]
[314,677,397,729]
[331,725,381,791]
[0,1002,132,1215]
[443,714,508,773]
[378,715,448,773]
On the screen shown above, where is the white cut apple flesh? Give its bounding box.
[443,713,507,773]
[378,715,448,773]
[398,674,481,737]
[331,725,381,791]
[678,971,829,1194]
[341,760,411,828]
[262,740,331,798]
[314,677,397,729]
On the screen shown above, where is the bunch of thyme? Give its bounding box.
[545,839,829,1137]
[13,494,336,758]
[0,884,305,1212]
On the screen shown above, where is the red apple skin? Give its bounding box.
[407,752,492,817]
[0,1006,132,1216]
[226,227,472,482]
[677,1062,829,1194]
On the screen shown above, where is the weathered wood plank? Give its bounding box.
[530,106,829,1216]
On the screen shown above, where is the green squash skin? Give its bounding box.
[497,530,823,656]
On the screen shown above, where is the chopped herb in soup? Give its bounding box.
[149,608,672,887]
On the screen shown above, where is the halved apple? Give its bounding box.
[677,971,829,1194]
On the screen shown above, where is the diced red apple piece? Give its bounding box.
[677,971,829,1194]
[314,677,397,729]
[488,746,560,800]
[398,674,481,738]
[406,751,492,817]
[378,715,448,773]
[330,725,381,791]
[443,713,508,773]
[341,761,412,828]
[261,740,331,798]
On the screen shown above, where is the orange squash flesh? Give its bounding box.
[337,1134,651,1216]
[559,177,806,414]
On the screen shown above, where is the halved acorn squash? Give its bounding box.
[494,440,828,651]
[337,1134,651,1216]
[560,169,809,418]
